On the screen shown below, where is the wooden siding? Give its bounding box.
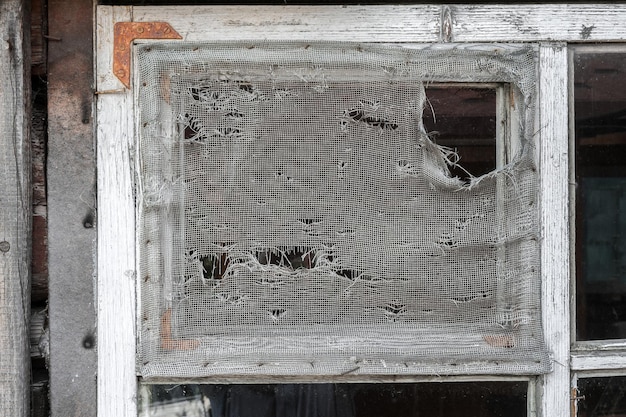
[0,1,31,416]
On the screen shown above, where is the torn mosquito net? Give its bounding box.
[135,42,549,378]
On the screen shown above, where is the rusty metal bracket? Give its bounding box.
[113,22,182,88]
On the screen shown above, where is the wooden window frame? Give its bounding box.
[95,4,626,416]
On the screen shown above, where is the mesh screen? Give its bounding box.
[136,42,549,378]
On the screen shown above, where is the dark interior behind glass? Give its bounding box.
[575,50,626,340]
[140,382,527,417]
[578,377,626,417]
[423,86,497,181]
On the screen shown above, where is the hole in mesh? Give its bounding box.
[188,86,231,110]
[423,86,497,183]
[382,302,407,322]
[236,82,267,101]
[189,87,202,101]
[225,110,245,119]
[270,309,287,320]
[346,108,364,122]
[436,233,458,248]
[451,292,491,304]
[326,254,364,280]
[216,291,246,305]
[256,247,315,270]
[183,113,202,140]
[189,87,221,102]
[383,303,407,315]
[298,218,322,225]
[200,253,229,280]
[335,269,359,280]
[396,159,420,175]
[343,107,398,131]
[274,171,294,182]
[365,117,398,130]
[238,83,254,93]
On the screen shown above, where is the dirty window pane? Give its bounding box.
[578,377,626,416]
[575,49,626,340]
[139,382,527,417]
[424,86,497,180]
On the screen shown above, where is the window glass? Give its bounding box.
[575,49,626,340]
[139,381,527,417]
[578,377,626,416]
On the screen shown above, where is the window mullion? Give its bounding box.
[538,42,571,417]
[96,6,138,417]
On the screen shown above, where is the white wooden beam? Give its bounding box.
[133,5,441,42]
[452,4,626,42]
[0,1,31,416]
[539,43,571,417]
[96,6,137,417]
[132,4,626,43]
[572,352,626,371]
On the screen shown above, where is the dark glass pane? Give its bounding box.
[578,377,626,417]
[575,50,626,340]
[139,382,527,417]
[423,86,497,182]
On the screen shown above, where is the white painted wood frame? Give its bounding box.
[96,6,136,417]
[538,43,570,417]
[96,4,626,417]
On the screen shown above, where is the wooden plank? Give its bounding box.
[47,0,98,415]
[573,340,626,371]
[133,5,441,42]
[576,340,626,351]
[95,6,137,417]
[0,1,31,416]
[572,352,626,371]
[451,4,626,42]
[134,4,626,43]
[538,43,570,417]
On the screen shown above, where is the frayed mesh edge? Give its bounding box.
[135,42,547,377]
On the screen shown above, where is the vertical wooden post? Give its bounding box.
[539,43,570,417]
[95,8,137,417]
[0,0,31,416]
[47,0,97,415]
